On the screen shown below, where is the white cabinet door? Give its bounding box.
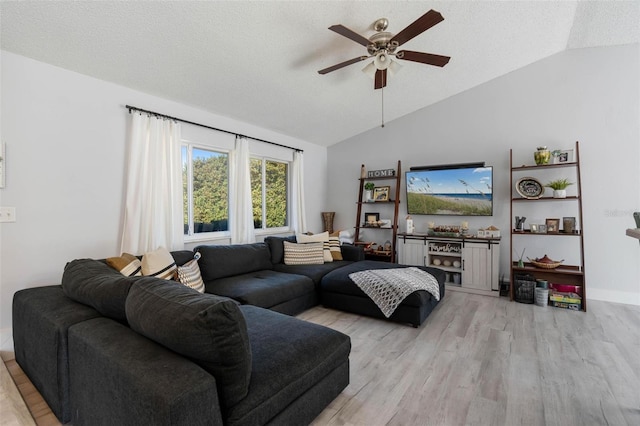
[462,243,492,291]
[396,238,426,266]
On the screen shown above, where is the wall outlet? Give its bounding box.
[0,207,16,223]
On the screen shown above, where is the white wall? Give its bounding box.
[0,51,328,344]
[327,44,640,306]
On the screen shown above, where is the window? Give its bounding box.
[251,158,288,230]
[182,146,229,236]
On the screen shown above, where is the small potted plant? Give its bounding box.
[364,182,375,202]
[545,178,573,198]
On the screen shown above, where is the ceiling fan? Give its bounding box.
[318,9,450,89]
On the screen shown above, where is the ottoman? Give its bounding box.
[319,260,446,327]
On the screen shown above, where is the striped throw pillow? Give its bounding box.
[106,253,142,276]
[297,231,332,262]
[177,252,205,293]
[283,241,324,265]
[141,247,177,280]
[328,236,343,261]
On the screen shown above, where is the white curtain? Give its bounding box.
[230,136,256,244]
[291,151,307,234]
[121,113,184,254]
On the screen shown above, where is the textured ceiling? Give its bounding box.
[1,1,638,146]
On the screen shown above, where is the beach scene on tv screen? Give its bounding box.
[406,167,493,215]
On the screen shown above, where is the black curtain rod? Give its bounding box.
[125,105,303,153]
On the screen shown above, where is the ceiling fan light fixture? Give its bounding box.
[374,52,390,70]
[388,59,402,77]
[362,61,377,78]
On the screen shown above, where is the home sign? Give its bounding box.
[367,169,395,178]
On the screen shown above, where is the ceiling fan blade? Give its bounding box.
[390,9,444,47]
[396,50,450,67]
[374,69,387,90]
[318,56,369,74]
[329,24,371,47]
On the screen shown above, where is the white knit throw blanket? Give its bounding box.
[349,267,441,318]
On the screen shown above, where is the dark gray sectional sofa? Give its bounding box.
[12,237,444,425]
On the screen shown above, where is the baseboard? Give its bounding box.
[587,288,640,306]
[0,327,14,354]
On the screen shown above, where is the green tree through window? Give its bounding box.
[182,147,229,234]
[251,158,288,229]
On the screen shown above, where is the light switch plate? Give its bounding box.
[0,207,16,223]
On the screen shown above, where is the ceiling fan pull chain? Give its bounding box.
[381,87,385,128]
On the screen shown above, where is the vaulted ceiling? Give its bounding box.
[1,1,638,146]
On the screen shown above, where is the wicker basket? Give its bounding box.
[514,274,536,304]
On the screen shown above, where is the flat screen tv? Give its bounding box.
[405,165,493,216]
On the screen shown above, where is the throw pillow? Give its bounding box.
[297,231,332,262]
[106,253,142,276]
[329,236,343,261]
[141,247,177,280]
[176,252,205,293]
[283,241,324,265]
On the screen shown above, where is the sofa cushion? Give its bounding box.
[141,247,177,280]
[105,253,142,277]
[226,305,351,425]
[125,279,252,409]
[273,260,353,286]
[204,270,314,309]
[195,243,273,281]
[264,235,297,264]
[283,241,324,265]
[62,258,138,323]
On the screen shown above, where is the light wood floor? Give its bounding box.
[3,292,640,425]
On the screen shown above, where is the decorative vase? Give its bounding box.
[534,147,551,165]
[321,212,335,234]
[553,189,567,198]
[365,190,373,202]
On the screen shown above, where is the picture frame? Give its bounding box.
[554,149,574,164]
[373,186,390,202]
[546,218,560,233]
[537,224,547,234]
[563,216,576,233]
[365,212,380,225]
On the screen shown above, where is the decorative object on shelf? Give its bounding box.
[545,178,574,198]
[562,217,576,233]
[373,185,390,201]
[477,227,485,237]
[432,258,441,266]
[383,240,392,251]
[321,212,335,234]
[530,224,538,233]
[545,218,560,233]
[514,248,526,268]
[460,221,470,236]
[516,177,544,199]
[534,146,551,165]
[428,224,461,237]
[453,260,461,268]
[367,168,395,178]
[379,219,392,228]
[442,259,452,267]
[515,216,526,232]
[528,254,564,269]
[537,224,547,233]
[364,212,381,228]
[553,149,574,164]
[406,215,414,234]
[364,182,375,202]
[484,226,500,238]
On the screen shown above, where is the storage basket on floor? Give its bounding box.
[514,274,536,304]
